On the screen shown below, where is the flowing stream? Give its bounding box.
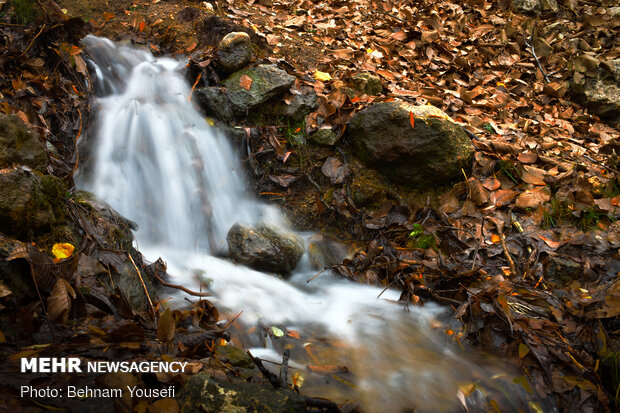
[77,36,549,412]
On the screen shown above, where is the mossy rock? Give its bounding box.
[308,127,338,146]
[0,113,48,172]
[223,65,295,116]
[350,72,383,96]
[347,100,474,189]
[350,169,386,209]
[178,373,306,413]
[0,167,66,241]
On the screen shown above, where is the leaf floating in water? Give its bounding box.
[271,326,284,337]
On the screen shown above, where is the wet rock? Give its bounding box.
[194,87,235,122]
[223,65,295,116]
[215,345,255,369]
[569,59,620,127]
[511,0,558,15]
[307,234,349,270]
[226,222,304,274]
[545,256,583,286]
[178,373,306,413]
[0,114,47,172]
[0,167,67,240]
[309,127,338,146]
[217,32,253,73]
[351,72,383,96]
[347,100,474,188]
[350,169,386,209]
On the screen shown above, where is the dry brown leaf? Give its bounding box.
[157,308,176,343]
[521,165,546,186]
[239,74,253,91]
[515,187,551,209]
[47,278,70,323]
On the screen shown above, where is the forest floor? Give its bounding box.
[1,0,620,412]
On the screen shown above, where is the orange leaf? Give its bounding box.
[103,12,114,22]
[491,234,501,244]
[239,74,253,90]
[409,111,415,128]
[139,22,146,32]
[286,330,300,339]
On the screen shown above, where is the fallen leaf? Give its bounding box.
[515,187,551,209]
[52,243,74,260]
[314,70,332,82]
[157,308,175,343]
[239,74,253,90]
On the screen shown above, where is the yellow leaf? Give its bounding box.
[52,243,74,260]
[518,343,530,358]
[314,70,331,82]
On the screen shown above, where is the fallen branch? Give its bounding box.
[279,349,290,388]
[149,269,211,297]
[523,34,550,83]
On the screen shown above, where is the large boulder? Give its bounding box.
[217,32,253,73]
[0,167,67,240]
[569,58,620,127]
[223,65,295,116]
[0,114,47,172]
[178,373,307,413]
[226,223,304,274]
[347,100,474,189]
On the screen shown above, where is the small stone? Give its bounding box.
[309,127,338,146]
[217,32,253,72]
[350,72,383,96]
[350,169,386,209]
[544,256,582,286]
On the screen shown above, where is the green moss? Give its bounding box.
[10,0,37,25]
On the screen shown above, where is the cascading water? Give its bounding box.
[78,36,549,412]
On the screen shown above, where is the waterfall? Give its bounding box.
[78,35,550,412]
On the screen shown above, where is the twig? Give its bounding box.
[250,352,281,388]
[494,223,517,277]
[127,253,156,318]
[149,270,211,297]
[222,310,243,330]
[188,73,202,102]
[19,24,46,57]
[279,349,290,388]
[523,34,550,83]
[307,267,328,283]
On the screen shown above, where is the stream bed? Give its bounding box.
[77,36,549,412]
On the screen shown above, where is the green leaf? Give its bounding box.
[271,326,284,337]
